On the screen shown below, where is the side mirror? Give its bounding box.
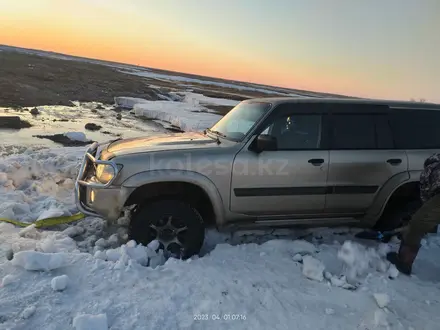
[253,134,277,152]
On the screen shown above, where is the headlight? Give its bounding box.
[95,164,122,184]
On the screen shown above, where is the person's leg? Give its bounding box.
[387,193,440,275]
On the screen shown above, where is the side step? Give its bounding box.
[221,217,361,231]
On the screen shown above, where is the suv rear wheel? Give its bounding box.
[128,199,205,259]
[374,199,422,232]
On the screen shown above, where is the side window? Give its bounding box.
[262,114,322,150]
[375,115,394,149]
[390,110,440,149]
[331,114,376,149]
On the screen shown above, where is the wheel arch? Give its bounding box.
[122,170,225,227]
[363,171,419,226]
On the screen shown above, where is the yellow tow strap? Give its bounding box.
[0,212,86,228]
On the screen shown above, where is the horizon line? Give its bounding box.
[0,43,354,99]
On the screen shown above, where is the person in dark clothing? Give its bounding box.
[387,153,440,275]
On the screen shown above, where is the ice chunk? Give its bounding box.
[11,251,69,271]
[37,208,65,220]
[94,250,107,260]
[108,234,119,246]
[95,238,108,248]
[63,226,85,238]
[19,224,41,239]
[126,240,137,248]
[64,132,89,142]
[325,308,335,315]
[147,239,160,251]
[105,249,121,262]
[388,264,399,279]
[21,306,36,319]
[73,313,108,330]
[293,253,303,262]
[302,255,325,282]
[38,235,77,253]
[51,275,69,291]
[373,293,390,308]
[1,274,16,287]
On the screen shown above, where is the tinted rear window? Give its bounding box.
[390,110,440,149]
[330,114,376,149]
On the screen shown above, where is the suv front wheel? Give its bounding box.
[128,199,205,259]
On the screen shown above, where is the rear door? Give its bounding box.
[325,104,408,215]
[389,109,440,171]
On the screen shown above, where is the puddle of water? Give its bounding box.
[0,103,168,148]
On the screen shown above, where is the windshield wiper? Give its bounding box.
[206,128,227,138]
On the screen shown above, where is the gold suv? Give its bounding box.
[75,98,440,257]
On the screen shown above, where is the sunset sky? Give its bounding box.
[1,0,439,102]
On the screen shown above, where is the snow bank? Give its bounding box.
[0,146,84,223]
[133,101,221,132]
[114,91,238,132]
[114,96,149,109]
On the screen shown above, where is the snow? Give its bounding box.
[113,96,150,109]
[373,293,390,308]
[20,306,36,320]
[11,251,69,271]
[302,255,325,282]
[133,101,222,131]
[73,314,108,330]
[121,68,304,97]
[1,274,16,287]
[113,92,238,132]
[51,274,69,291]
[37,208,66,221]
[2,115,440,329]
[64,132,89,142]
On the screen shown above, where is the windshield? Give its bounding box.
[208,101,271,142]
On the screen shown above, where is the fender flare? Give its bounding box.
[122,169,225,225]
[365,171,420,225]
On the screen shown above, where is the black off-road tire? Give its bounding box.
[128,199,205,259]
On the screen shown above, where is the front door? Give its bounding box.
[230,108,330,216]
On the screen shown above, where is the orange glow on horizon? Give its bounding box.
[0,14,337,96]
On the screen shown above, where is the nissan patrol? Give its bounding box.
[75,98,440,258]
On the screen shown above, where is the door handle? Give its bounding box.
[386,158,402,165]
[308,158,324,166]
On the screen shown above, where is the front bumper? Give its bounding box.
[75,142,124,221]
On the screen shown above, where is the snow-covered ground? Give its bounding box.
[2,97,440,330]
[120,68,307,97]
